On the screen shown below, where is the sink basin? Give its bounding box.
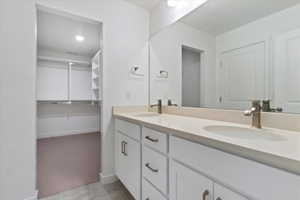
[133,112,160,118]
[204,125,286,141]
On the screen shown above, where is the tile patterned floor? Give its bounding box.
[40,181,135,200]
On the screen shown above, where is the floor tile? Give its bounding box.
[40,181,134,200]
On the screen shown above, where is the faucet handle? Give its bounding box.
[244,107,256,116]
[150,99,162,107]
[158,99,162,106]
[251,100,261,107]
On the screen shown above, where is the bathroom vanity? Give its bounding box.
[114,111,300,200]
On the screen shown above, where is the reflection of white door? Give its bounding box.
[219,42,266,110]
[274,29,300,113]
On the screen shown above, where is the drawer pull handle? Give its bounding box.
[145,136,159,143]
[202,190,209,200]
[121,141,128,156]
[145,163,159,173]
[216,198,222,200]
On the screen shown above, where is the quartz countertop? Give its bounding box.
[114,111,300,175]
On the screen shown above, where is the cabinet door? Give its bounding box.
[170,161,213,200]
[115,132,140,199]
[214,184,248,200]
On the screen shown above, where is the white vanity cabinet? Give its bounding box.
[115,119,141,200]
[114,118,300,200]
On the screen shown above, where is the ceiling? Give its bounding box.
[181,0,300,35]
[124,0,161,11]
[37,10,102,58]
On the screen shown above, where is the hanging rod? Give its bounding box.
[38,55,91,66]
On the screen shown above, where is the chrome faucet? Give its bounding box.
[244,100,262,129]
[150,99,162,114]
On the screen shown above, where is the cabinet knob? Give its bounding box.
[202,190,209,200]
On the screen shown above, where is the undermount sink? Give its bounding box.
[204,125,286,141]
[133,112,160,117]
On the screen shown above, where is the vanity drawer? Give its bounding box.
[142,127,167,153]
[115,119,140,140]
[143,147,167,194]
[214,183,248,200]
[142,179,166,200]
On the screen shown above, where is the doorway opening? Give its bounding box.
[181,46,204,107]
[36,5,103,198]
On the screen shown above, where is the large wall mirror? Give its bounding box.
[149,0,300,114]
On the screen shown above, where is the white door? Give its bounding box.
[170,161,213,200]
[219,42,266,110]
[115,132,140,199]
[274,29,300,113]
[214,183,248,200]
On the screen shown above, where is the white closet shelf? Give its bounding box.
[37,100,100,105]
[38,55,91,66]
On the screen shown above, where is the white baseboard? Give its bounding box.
[24,190,38,200]
[99,173,118,184]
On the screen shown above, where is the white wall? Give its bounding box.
[150,22,216,107]
[217,3,300,52]
[0,0,37,200]
[37,104,100,139]
[0,0,149,199]
[216,3,300,108]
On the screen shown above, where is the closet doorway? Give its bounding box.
[36,6,103,199]
[181,46,204,107]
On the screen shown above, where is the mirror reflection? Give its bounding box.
[149,0,300,114]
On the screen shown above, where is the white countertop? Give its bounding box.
[114,112,300,175]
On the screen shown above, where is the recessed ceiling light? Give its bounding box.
[167,0,209,8]
[75,35,85,42]
[167,0,178,7]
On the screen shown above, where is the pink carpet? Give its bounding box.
[37,132,101,198]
